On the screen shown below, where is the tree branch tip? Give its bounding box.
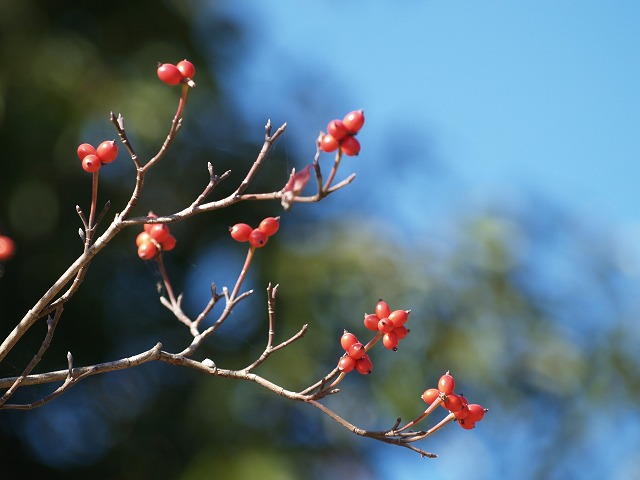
[66,352,74,373]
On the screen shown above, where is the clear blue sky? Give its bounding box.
[202,2,640,478]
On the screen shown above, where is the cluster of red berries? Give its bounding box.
[337,331,373,374]
[363,299,410,351]
[157,59,196,86]
[136,213,177,260]
[421,372,486,430]
[230,217,280,248]
[337,299,411,375]
[77,140,119,173]
[0,234,15,262]
[319,110,365,156]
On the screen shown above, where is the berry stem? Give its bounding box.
[322,149,343,192]
[84,170,100,251]
[230,246,255,300]
[409,412,457,442]
[326,371,347,390]
[141,83,191,173]
[395,396,444,433]
[175,83,190,121]
[155,253,177,306]
[363,331,383,351]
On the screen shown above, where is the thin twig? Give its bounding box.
[0,308,64,406]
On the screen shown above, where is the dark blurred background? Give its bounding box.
[1,1,639,479]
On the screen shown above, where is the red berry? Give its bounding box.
[338,355,356,373]
[394,325,409,340]
[82,154,101,173]
[340,135,361,156]
[388,309,409,328]
[442,393,464,413]
[458,419,476,430]
[363,313,379,331]
[148,224,170,243]
[355,355,373,375]
[455,405,471,420]
[377,318,394,333]
[343,110,365,134]
[382,331,399,350]
[230,223,252,242]
[77,143,96,160]
[249,228,268,248]
[160,234,177,252]
[0,235,16,261]
[421,388,440,405]
[138,240,159,260]
[340,331,359,351]
[375,300,391,320]
[258,217,280,237]
[327,119,349,141]
[136,231,152,247]
[176,59,195,79]
[157,63,183,85]
[320,134,339,153]
[347,343,366,360]
[96,140,118,164]
[438,373,455,395]
[467,404,486,423]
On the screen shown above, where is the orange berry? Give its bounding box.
[438,372,455,395]
[375,300,391,319]
[82,154,101,173]
[249,229,268,248]
[96,140,118,164]
[77,143,96,160]
[230,223,252,242]
[258,217,280,237]
[160,234,177,252]
[137,241,159,260]
[0,235,16,261]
